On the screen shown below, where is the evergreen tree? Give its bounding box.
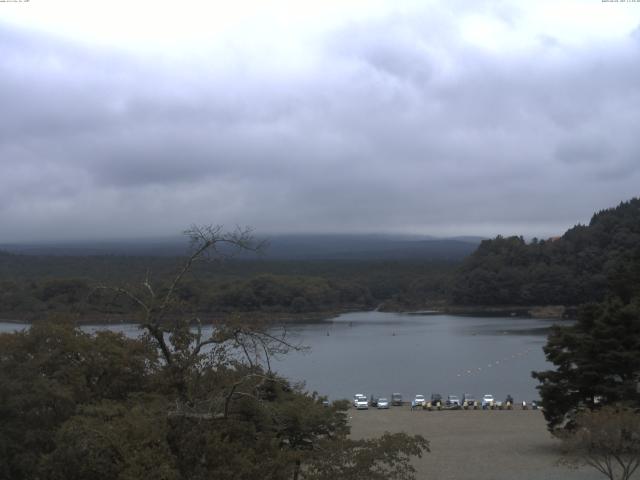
[532,294,640,431]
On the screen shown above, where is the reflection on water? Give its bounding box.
[0,311,566,403]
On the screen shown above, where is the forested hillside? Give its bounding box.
[0,254,454,320]
[452,198,640,306]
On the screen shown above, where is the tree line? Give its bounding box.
[0,255,455,320]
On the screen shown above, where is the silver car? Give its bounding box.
[377,397,390,409]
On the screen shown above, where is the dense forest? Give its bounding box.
[2,198,639,321]
[0,253,454,321]
[452,198,640,307]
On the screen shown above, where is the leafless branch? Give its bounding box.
[262,343,272,373]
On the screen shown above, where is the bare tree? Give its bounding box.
[99,225,302,410]
[560,406,640,480]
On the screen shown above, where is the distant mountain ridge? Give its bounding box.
[0,234,483,261]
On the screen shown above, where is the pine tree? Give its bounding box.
[532,295,640,430]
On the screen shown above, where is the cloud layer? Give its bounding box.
[1,2,640,242]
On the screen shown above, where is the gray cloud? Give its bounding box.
[1,9,640,242]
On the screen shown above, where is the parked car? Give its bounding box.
[413,394,426,407]
[353,394,369,409]
[377,397,390,409]
[481,394,495,409]
[391,393,403,406]
[430,393,443,407]
[446,395,461,409]
[461,393,477,409]
[503,394,514,409]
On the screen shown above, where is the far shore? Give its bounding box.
[0,304,574,326]
[349,407,599,480]
[0,309,356,326]
[378,303,575,319]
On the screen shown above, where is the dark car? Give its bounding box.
[461,393,478,409]
[504,395,514,409]
[446,395,461,409]
[391,393,403,406]
[430,393,443,407]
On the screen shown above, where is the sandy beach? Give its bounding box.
[349,407,605,480]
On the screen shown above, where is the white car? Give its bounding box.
[481,394,495,409]
[413,394,426,407]
[353,394,369,409]
[377,397,390,409]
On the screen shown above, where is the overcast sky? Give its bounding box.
[1,0,639,242]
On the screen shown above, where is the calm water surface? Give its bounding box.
[0,311,562,402]
[270,311,560,402]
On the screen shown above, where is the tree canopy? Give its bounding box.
[532,295,640,430]
[0,226,429,480]
[452,198,640,307]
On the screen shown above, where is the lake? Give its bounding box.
[0,311,561,403]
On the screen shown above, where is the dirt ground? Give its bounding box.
[348,407,606,480]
